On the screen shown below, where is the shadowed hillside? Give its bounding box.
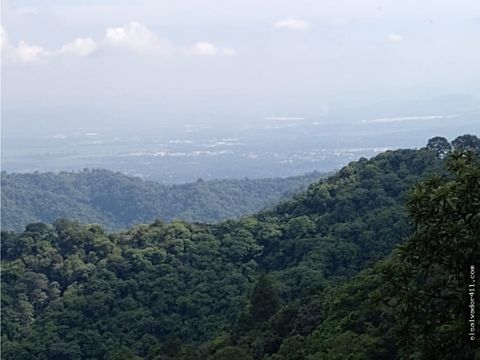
[1,170,327,231]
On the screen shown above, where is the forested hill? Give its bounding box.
[1,135,479,359]
[1,170,327,232]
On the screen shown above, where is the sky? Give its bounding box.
[1,0,480,136]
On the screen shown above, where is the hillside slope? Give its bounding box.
[1,170,327,231]
[1,146,449,359]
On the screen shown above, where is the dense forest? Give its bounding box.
[1,170,327,232]
[1,135,479,359]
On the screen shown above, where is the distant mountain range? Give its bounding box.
[1,169,328,231]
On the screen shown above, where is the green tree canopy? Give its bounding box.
[452,134,480,153]
[425,136,452,158]
[393,150,480,359]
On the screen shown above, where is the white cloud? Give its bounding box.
[186,42,236,56]
[273,18,310,31]
[1,27,48,63]
[2,22,236,64]
[60,37,98,56]
[104,22,171,55]
[388,33,404,42]
[13,41,49,63]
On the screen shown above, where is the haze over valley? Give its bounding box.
[3,96,479,182]
[3,0,480,182]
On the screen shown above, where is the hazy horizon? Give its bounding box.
[2,0,480,181]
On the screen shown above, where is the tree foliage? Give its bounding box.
[426,136,452,158]
[2,139,478,359]
[391,150,480,359]
[1,170,327,232]
[451,134,480,153]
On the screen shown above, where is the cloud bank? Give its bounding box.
[1,22,235,63]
